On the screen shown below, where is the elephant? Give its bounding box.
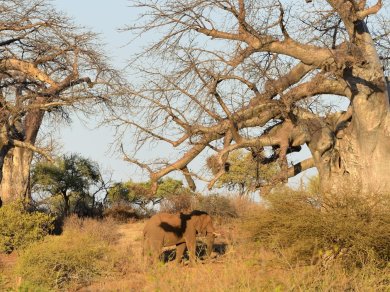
[143,210,217,264]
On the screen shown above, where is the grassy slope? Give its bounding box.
[1,214,389,291]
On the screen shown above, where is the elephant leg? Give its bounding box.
[144,238,162,264]
[176,242,186,264]
[205,235,215,257]
[185,239,196,263]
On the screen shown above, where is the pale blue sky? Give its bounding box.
[52,0,137,182]
[51,0,317,189]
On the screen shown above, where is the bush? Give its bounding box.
[17,234,106,289]
[246,190,390,268]
[63,215,120,244]
[194,194,238,218]
[160,192,195,213]
[103,204,141,222]
[0,201,54,253]
[16,216,120,290]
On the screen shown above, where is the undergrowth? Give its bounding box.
[0,200,54,253]
[16,216,122,290]
[246,190,390,269]
[3,191,390,291]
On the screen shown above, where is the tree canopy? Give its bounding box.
[208,149,278,196]
[0,0,122,203]
[32,154,106,217]
[107,178,194,213]
[112,0,390,195]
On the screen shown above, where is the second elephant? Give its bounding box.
[143,210,217,263]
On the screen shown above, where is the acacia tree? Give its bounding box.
[0,0,120,203]
[107,178,192,213]
[116,0,389,195]
[31,154,107,217]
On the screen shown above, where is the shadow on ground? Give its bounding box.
[161,241,228,263]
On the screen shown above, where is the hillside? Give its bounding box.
[1,209,389,291]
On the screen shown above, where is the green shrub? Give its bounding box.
[16,217,119,290]
[246,191,390,268]
[0,201,54,253]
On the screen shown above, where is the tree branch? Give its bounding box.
[10,139,53,162]
[356,0,383,19]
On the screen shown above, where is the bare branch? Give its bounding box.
[10,140,53,162]
[356,0,383,19]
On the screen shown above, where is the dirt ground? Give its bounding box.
[80,220,232,291]
[0,252,19,288]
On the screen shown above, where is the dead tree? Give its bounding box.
[114,0,389,195]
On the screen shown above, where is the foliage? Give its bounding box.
[16,216,119,290]
[0,0,121,202]
[157,177,195,213]
[1,206,389,291]
[160,192,194,213]
[246,190,390,268]
[0,201,54,253]
[208,150,278,196]
[156,178,187,199]
[103,204,141,222]
[31,154,105,217]
[107,178,194,214]
[144,250,390,292]
[108,180,155,209]
[194,194,238,218]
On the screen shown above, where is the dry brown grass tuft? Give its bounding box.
[63,215,121,244]
[3,193,389,291]
[245,190,390,269]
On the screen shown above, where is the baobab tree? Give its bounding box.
[0,0,121,203]
[115,0,389,195]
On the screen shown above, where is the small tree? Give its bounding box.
[31,154,106,217]
[107,181,155,214]
[0,200,54,253]
[107,178,194,214]
[208,149,278,196]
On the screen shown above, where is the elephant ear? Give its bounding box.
[197,214,214,235]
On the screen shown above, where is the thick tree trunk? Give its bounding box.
[0,147,34,203]
[0,110,44,203]
[315,113,390,195]
[0,127,11,185]
[306,19,390,195]
[312,78,390,194]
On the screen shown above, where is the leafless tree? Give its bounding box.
[113,0,389,195]
[0,0,123,203]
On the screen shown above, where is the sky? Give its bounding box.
[51,0,317,190]
[52,0,138,182]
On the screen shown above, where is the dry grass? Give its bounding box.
[246,191,390,269]
[1,195,389,291]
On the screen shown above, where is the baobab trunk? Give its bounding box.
[0,147,34,203]
[314,100,390,195]
[313,19,390,195]
[0,110,44,203]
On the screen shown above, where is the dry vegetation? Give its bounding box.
[1,192,389,291]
